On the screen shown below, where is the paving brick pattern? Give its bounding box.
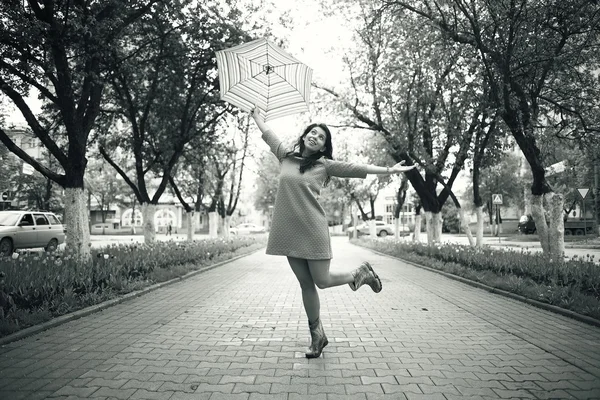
[1,237,599,399]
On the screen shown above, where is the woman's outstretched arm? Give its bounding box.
[250,107,273,135]
[366,160,416,175]
[249,107,287,160]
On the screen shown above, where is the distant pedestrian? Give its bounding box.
[250,107,415,358]
[167,223,172,236]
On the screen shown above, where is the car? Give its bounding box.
[348,220,403,238]
[231,223,266,235]
[0,210,66,255]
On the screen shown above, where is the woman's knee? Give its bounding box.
[313,278,330,290]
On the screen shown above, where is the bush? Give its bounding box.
[0,236,266,336]
[355,239,600,320]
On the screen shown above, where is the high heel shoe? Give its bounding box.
[349,261,382,293]
[305,317,328,358]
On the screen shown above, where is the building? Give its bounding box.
[0,126,44,209]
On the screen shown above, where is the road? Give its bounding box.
[84,232,598,263]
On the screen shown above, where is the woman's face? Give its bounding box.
[302,126,327,155]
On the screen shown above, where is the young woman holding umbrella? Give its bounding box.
[250,107,415,358]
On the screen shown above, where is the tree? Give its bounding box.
[318,4,483,243]
[98,2,250,242]
[386,0,600,258]
[0,0,163,260]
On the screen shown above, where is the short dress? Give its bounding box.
[262,129,369,260]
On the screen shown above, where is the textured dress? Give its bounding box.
[262,129,369,260]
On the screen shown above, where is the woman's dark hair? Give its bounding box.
[286,123,334,184]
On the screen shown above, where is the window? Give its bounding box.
[34,214,49,225]
[155,208,176,227]
[121,209,143,226]
[20,213,34,225]
[385,204,394,213]
[47,214,60,225]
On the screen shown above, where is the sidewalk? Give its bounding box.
[1,237,599,399]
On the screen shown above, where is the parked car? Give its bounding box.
[230,223,266,235]
[518,214,598,236]
[348,220,402,238]
[91,220,135,235]
[0,210,66,255]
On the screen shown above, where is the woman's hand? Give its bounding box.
[251,105,261,121]
[389,160,416,173]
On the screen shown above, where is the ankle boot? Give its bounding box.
[349,261,382,293]
[305,317,328,358]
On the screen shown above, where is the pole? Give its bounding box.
[594,163,600,226]
[497,205,501,243]
[583,200,587,237]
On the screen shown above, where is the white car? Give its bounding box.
[349,221,409,237]
[0,210,66,255]
[231,223,266,235]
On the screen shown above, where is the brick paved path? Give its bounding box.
[1,237,599,400]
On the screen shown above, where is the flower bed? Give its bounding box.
[355,239,600,321]
[0,236,266,337]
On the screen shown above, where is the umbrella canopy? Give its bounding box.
[216,38,313,121]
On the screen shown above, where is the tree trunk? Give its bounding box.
[64,188,91,262]
[413,214,422,242]
[223,215,231,239]
[459,207,475,246]
[394,219,401,240]
[523,186,531,215]
[186,211,194,241]
[530,195,550,254]
[141,203,157,243]
[208,211,218,238]
[475,206,484,247]
[369,219,376,237]
[425,211,442,243]
[547,192,565,261]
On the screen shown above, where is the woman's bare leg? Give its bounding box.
[287,257,320,322]
[307,259,354,289]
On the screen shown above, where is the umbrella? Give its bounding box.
[216,38,313,121]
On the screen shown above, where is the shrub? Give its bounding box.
[356,239,600,320]
[0,236,265,336]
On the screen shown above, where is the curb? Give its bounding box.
[0,247,263,346]
[358,245,600,329]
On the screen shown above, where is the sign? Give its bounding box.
[22,163,34,175]
[578,188,589,199]
[492,194,503,205]
[546,160,567,176]
[1,192,7,201]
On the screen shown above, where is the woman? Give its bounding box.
[251,107,415,358]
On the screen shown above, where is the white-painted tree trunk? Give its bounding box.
[459,207,475,246]
[394,219,401,240]
[475,206,484,247]
[64,188,91,262]
[413,214,422,242]
[425,211,442,243]
[186,211,194,241]
[434,213,443,242]
[531,192,564,260]
[223,215,231,239]
[141,203,157,243]
[369,219,376,237]
[425,212,432,243]
[524,186,532,216]
[208,211,218,238]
